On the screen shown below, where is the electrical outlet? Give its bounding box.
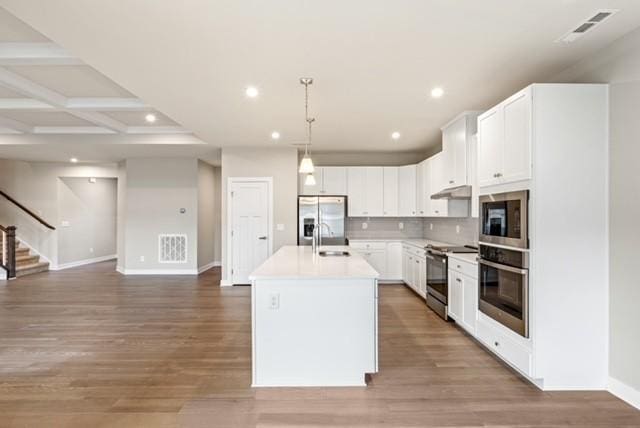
[398,222,404,230]
[269,293,280,310]
[456,225,461,234]
[140,256,145,262]
[430,223,434,231]
[362,222,368,230]
[89,247,94,253]
[61,220,70,227]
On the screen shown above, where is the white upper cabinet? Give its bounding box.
[415,161,427,216]
[299,167,347,195]
[382,167,399,217]
[398,165,417,217]
[478,87,532,187]
[441,112,480,188]
[428,153,448,217]
[502,90,532,184]
[347,167,383,217]
[321,167,347,195]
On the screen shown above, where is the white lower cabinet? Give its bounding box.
[350,241,403,281]
[476,316,532,377]
[401,244,426,298]
[448,257,478,335]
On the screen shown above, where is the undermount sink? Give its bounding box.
[318,250,350,257]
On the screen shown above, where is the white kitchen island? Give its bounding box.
[249,245,379,387]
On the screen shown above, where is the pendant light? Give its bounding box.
[298,77,315,174]
[304,173,316,186]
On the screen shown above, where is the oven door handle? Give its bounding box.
[478,258,528,275]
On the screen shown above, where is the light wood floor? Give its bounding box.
[0,261,638,427]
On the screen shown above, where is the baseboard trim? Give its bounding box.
[120,268,199,275]
[51,254,117,271]
[609,376,640,410]
[198,261,221,274]
[0,267,6,281]
[116,265,125,274]
[220,279,233,287]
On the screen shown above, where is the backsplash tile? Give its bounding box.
[346,216,479,245]
[346,217,423,239]
[423,217,479,246]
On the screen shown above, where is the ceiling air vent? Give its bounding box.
[556,9,618,43]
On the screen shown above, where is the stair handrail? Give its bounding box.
[0,190,55,230]
[0,224,17,279]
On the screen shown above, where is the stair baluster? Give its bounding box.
[1,225,17,279]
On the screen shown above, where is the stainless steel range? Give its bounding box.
[425,244,477,320]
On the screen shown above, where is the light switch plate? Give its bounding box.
[430,223,434,230]
[276,223,285,231]
[61,220,70,227]
[456,225,461,234]
[362,222,368,230]
[398,222,404,230]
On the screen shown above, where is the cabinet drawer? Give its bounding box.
[448,257,478,279]
[350,241,387,250]
[476,318,532,376]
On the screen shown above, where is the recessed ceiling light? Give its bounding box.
[145,113,157,123]
[70,157,78,163]
[245,86,259,98]
[271,131,281,140]
[431,87,444,98]
[391,131,401,140]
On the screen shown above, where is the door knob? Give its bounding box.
[258,236,268,240]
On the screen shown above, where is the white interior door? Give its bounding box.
[231,180,270,284]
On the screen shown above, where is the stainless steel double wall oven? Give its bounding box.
[478,190,530,337]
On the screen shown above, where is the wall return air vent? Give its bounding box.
[557,9,618,43]
[159,234,188,263]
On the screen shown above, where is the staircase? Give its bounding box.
[1,240,49,278]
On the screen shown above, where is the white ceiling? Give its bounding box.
[0,1,640,161]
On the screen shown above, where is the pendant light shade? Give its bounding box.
[304,173,316,186]
[299,153,315,173]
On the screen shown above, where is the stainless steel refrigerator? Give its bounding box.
[298,196,347,246]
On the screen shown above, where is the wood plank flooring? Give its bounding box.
[0,261,638,427]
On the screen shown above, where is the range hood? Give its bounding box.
[430,185,472,200]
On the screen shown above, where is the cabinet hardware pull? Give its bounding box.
[494,341,500,347]
[457,265,461,269]
[456,278,462,282]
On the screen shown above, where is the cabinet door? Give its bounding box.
[469,135,479,218]
[386,242,403,280]
[416,161,429,216]
[347,167,367,216]
[448,271,463,321]
[428,154,448,217]
[398,165,417,217]
[461,273,478,335]
[402,249,409,284]
[417,257,427,297]
[299,168,323,195]
[365,167,384,217]
[382,167,399,217]
[442,117,468,187]
[477,107,503,187]
[322,167,347,195]
[502,89,532,184]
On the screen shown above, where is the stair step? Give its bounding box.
[16,254,40,267]
[1,247,30,257]
[16,261,49,277]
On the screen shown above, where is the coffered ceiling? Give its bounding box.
[0,1,640,162]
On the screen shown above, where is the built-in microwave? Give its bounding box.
[479,190,529,250]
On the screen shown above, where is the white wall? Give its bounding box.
[57,177,117,266]
[0,159,119,267]
[122,158,199,273]
[553,27,640,401]
[221,147,298,284]
[197,160,217,270]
